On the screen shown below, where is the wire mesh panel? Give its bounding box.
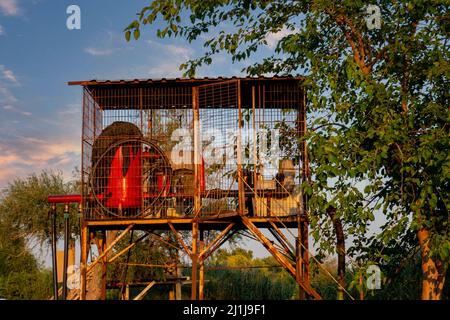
[197,80,305,218]
[80,78,305,220]
[198,80,240,216]
[82,85,194,220]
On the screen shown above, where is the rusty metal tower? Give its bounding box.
[49,76,320,300]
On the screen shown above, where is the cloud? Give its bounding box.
[0,85,18,103]
[0,0,20,16]
[2,104,30,116]
[0,135,80,187]
[0,24,4,35]
[0,101,83,187]
[265,28,297,49]
[146,40,194,77]
[84,30,135,57]
[3,105,33,117]
[0,65,19,84]
[148,62,184,78]
[84,47,115,56]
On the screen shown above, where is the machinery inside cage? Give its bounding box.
[78,77,308,221]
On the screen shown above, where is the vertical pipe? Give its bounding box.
[80,224,88,300]
[62,203,70,300]
[191,86,200,300]
[199,230,205,300]
[193,86,201,215]
[51,204,58,300]
[236,80,246,215]
[251,85,258,216]
[301,88,311,294]
[191,222,198,300]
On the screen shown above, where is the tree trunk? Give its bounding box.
[418,228,446,300]
[326,206,346,300]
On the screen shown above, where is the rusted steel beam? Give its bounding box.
[199,230,205,300]
[87,224,135,273]
[236,79,246,215]
[108,232,149,264]
[80,224,88,300]
[268,221,295,255]
[193,86,202,218]
[202,229,238,261]
[145,231,181,251]
[241,216,321,300]
[133,281,156,300]
[191,221,199,300]
[199,223,235,259]
[168,222,191,256]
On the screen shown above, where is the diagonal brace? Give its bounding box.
[87,224,135,273]
[168,222,191,256]
[241,216,321,300]
[199,223,235,259]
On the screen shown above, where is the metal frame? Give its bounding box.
[50,76,320,300]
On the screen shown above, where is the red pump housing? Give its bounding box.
[104,144,142,209]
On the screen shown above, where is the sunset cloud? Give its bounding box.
[0,0,20,16]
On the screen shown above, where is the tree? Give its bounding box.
[0,170,79,299]
[125,1,449,299]
[0,170,79,245]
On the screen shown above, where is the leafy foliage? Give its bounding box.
[125,0,449,296]
[203,248,297,300]
[0,170,80,245]
[0,170,78,299]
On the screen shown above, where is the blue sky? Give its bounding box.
[1,1,297,262]
[1,1,387,269]
[0,0,292,188]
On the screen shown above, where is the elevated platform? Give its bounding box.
[84,214,301,231]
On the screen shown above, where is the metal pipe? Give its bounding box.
[62,203,70,300]
[47,194,81,204]
[51,204,58,300]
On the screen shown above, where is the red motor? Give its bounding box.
[104,144,142,209]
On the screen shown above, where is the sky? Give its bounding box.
[0,0,292,189]
[1,0,300,264]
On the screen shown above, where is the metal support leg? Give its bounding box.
[51,204,58,300]
[80,224,88,300]
[199,230,204,300]
[191,222,198,300]
[62,203,70,300]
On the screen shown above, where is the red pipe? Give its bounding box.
[47,194,81,204]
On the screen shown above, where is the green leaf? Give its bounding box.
[134,29,140,40]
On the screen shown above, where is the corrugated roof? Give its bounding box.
[68,75,304,86]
